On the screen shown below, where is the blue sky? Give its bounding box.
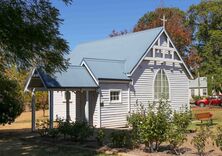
[53,0,200,51]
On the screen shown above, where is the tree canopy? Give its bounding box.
[0,74,23,125]
[187,0,222,93]
[0,0,72,73]
[0,0,72,125]
[109,2,222,93]
[134,8,192,56]
[109,29,128,37]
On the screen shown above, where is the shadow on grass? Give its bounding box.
[0,128,108,156]
[195,122,217,127]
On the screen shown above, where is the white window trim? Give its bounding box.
[153,69,171,101]
[109,89,122,104]
[202,88,207,96]
[191,89,195,97]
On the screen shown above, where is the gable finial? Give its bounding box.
[160,14,167,28]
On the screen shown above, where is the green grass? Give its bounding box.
[0,135,110,156]
[189,107,222,131]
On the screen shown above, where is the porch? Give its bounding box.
[24,66,99,131]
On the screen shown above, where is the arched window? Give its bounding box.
[154,69,169,99]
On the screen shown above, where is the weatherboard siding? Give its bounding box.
[130,60,189,112]
[130,60,154,111]
[98,60,189,128]
[53,91,76,121]
[167,68,189,110]
[100,83,129,128]
[53,91,98,127]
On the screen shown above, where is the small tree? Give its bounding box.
[127,100,146,147]
[36,92,48,117]
[214,126,222,151]
[192,126,211,156]
[128,99,172,152]
[168,108,192,154]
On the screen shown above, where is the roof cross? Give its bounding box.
[160,15,167,28]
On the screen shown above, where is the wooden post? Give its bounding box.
[31,89,36,132]
[97,89,101,128]
[128,83,131,113]
[198,71,200,96]
[85,90,89,123]
[49,90,54,129]
[65,91,71,121]
[153,48,155,58]
[73,91,77,122]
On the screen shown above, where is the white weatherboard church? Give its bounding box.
[25,26,193,129]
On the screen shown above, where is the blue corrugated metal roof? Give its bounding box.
[83,58,130,80]
[37,66,98,88]
[70,27,163,74]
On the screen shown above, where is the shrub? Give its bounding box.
[110,130,132,148]
[36,119,50,137]
[168,127,187,154]
[48,128,60,139]
[36,119,59,139]
[127,101,146,147]
[192,126,211,156]
[57,119,94,142]
[130,99,172,152]
[75,121,94,142]
[57,119,72,139]
[168,109,192,154]
[172,108,192,130]
[96,128,105,146]
[215,126,222,150]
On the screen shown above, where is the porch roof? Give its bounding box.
[25,66,98,90]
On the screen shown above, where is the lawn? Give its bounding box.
[0,110,48,131]
[0,131,107,156]
[189,106,222,131]
[0,111,110,156]
[1,108,222,155]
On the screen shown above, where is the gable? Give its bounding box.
[81,58,130,81]
[131,30,193,79]
[24,66,98,91]
[24,69,47,91]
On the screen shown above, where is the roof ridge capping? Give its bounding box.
[69,65,86,68]
[83,57,126,63]
[77,27,164,46]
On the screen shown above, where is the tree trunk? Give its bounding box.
[43,108,45,117]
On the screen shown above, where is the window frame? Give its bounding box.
[153,69,170,101]
[191,89,195,97]
[202,88,207,96]
[109,89,122,103]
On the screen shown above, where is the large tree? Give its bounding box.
[187,0,222,93]
[0,0,71,73]
[0,0,72,125]
[134,8,192,56]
